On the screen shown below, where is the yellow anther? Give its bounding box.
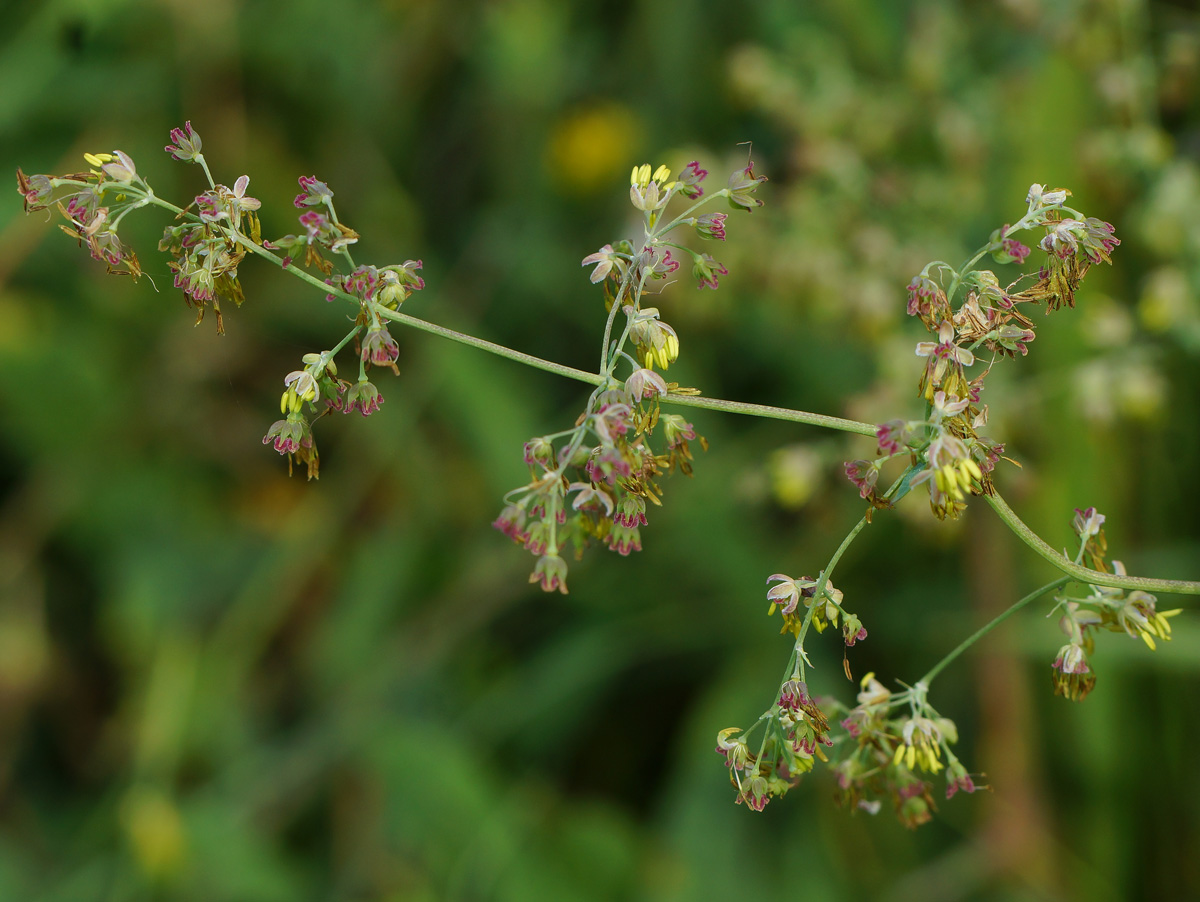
[652,164,671,183]
[84,152,114,166]
[937,465,966,500]
[663,331,679,361]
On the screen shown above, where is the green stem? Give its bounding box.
[654,188,729,237]
[599,269,635,373]
[324,197,357,270]
[919,576,1072,686]
[323,324,361,363]
[944,247,989,304]
[650,394,875,436]
[985,493,1200,595]
[195,154,217,189]
[373,305,603,385]
[791,469,913,679]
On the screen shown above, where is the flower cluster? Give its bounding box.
[766,573,865,645]
[847,184,1119,519]
[494,385,705,594]
[18,151,149,280]
[327,260,425,310]
[159,173,262,333]
[718,672,981,823]
[16,122,429,477]
[715,679,833,812]
[1049,507,1181,701]
[265,175,363,274]
[829,677,980,827]
[495,158,764,592]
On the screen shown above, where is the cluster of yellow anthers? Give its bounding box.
[280,354,329,414]
[893,716,948,774]
[1125,602,1181,650]
[630,162,674,205]
[1102,569,1182,650]
[932,457,984,504]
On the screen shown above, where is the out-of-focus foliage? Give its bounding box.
[1,0,1199,899]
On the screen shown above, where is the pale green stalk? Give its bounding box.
[919,576,1072,686]
[985,493,1200,596]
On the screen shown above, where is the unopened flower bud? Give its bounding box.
[530,553,569,594]
[345,380,383,416]
[294,175,333,208]
[727,160,767,210]
[165,121,203,162]
[843,459,879,499]
[692,253,728,290]
[944,759,981,799]
[524,436,555,469]
[377,260,424,306]
[842,612,867,646]
[677,160,707,198]
[1071,506,1105,540]
[614,493,647,528]
[361,327,399,367]
[695,212,727,240]
[15,169,54,212]
[605,523,642,556]
[659,413,696,448]
[263,415,307,455]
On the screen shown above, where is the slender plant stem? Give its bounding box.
[791,511,872,679]
[985,493,1200,595]
[195,154,216,189]
[919,576,1072,686]
[324,324,361,362]
[374,305,606,385]
[658,394,876,436]
[791,469,913,679]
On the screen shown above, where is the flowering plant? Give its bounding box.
[18,126,1198,826]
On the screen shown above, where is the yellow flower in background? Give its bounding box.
[547,103,639,194]
[121,786,187,879]
[770,444,822,509]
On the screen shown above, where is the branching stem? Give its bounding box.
[135,187,1200,599]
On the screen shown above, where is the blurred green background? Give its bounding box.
[2,0,1199,899]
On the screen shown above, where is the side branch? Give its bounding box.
[373,307,877,435]
[375,306,606,387]
[919,575,1072,686]
[986,492,1200,596]
[658,394,877,436]
[226,227,880,436]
